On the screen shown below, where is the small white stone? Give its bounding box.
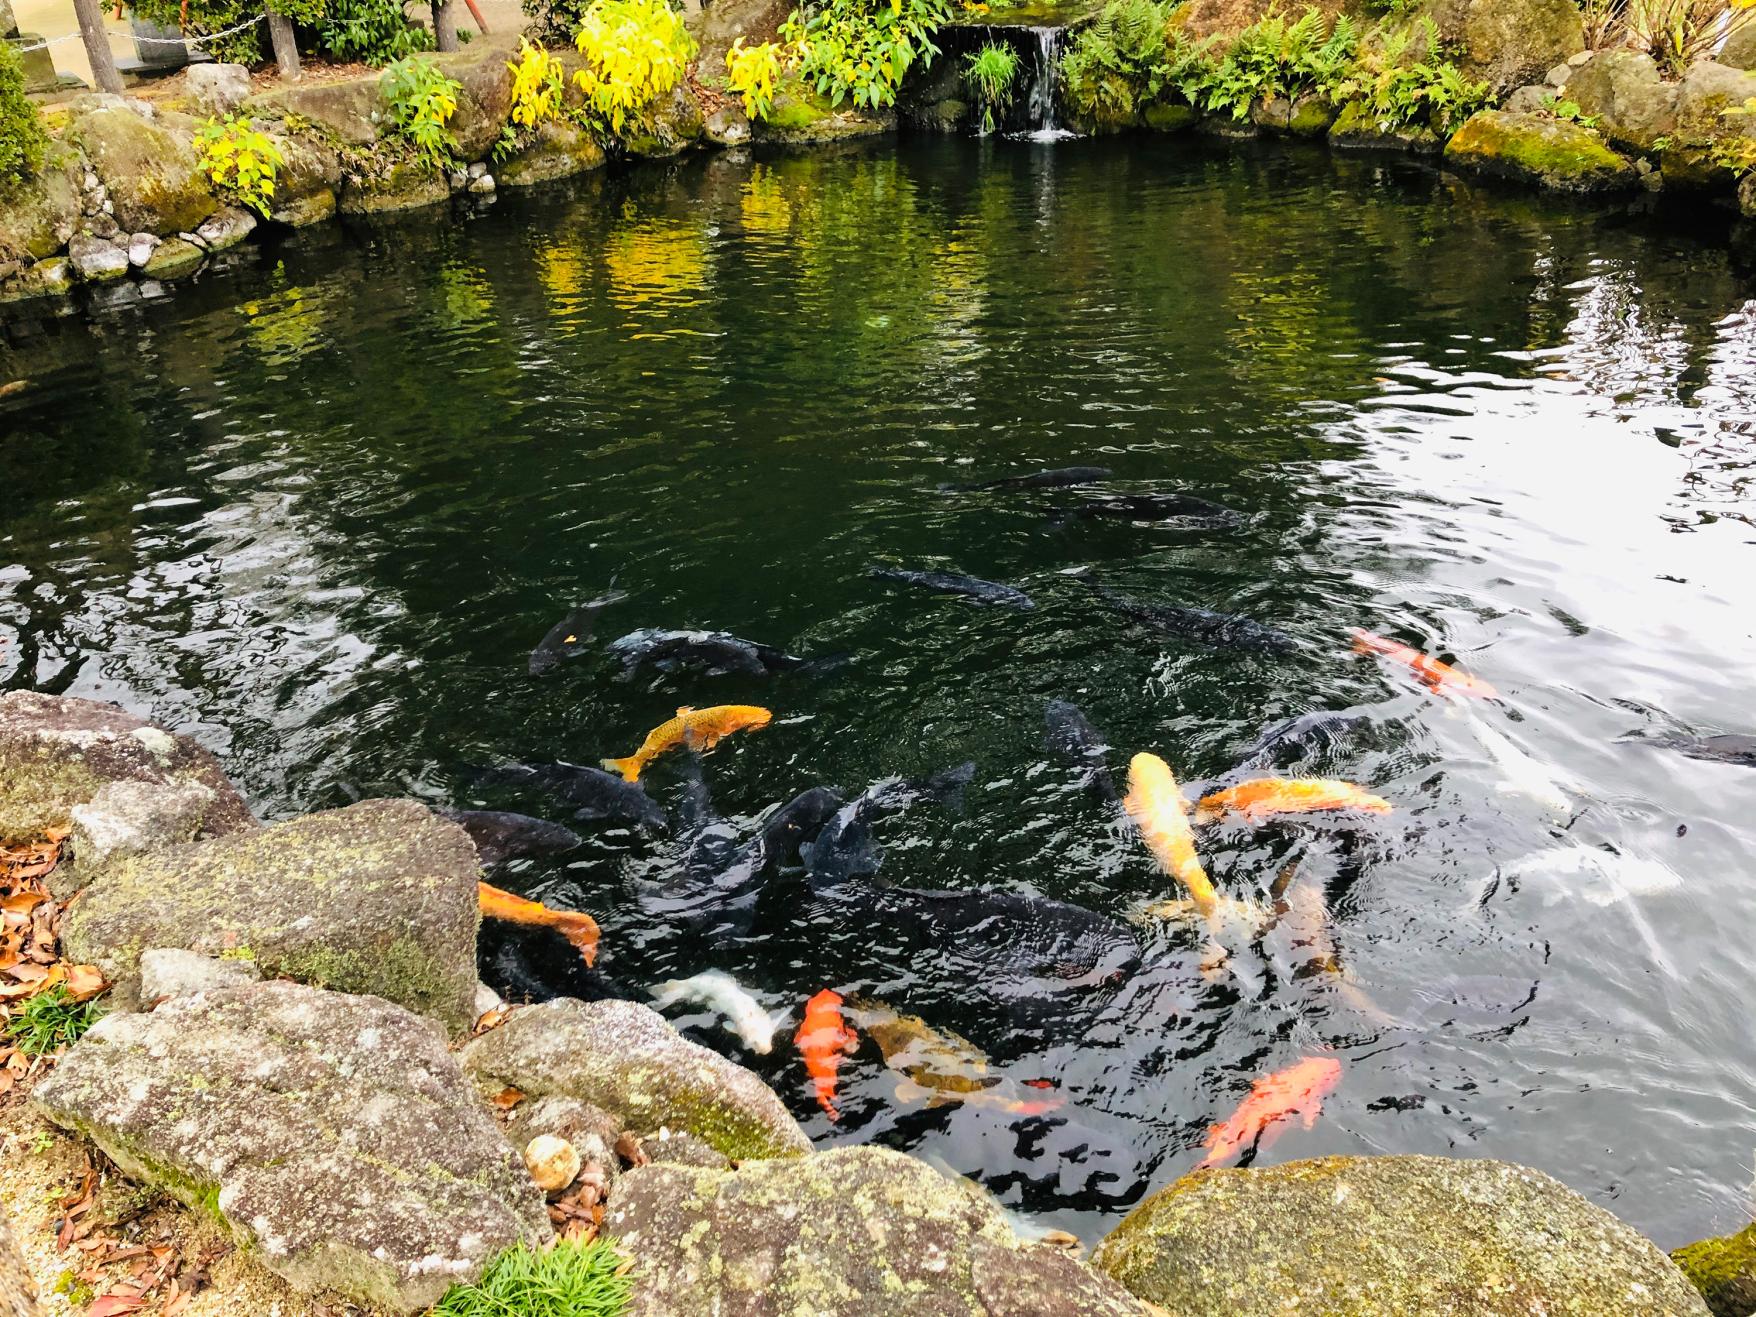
[524,1134,582,1193]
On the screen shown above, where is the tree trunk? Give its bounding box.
[71,0,122,94]
[265,8,300,79]
[431,0,457,51]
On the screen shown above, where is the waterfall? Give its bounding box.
[1021,26,1074,140]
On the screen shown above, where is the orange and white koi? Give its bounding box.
[601,704,773,782]
[1123,752,1218,919]
[1351,628,1498,701]
[794,988,859,1121]
[1198,1055,1342,1169]
[477,881,599,965]
[1193,778,1392,826]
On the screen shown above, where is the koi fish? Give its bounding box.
[607,629,846,679]
[851,1000,1064,1117]
[1192,778,1392,826]
[442,809,582,867]
[651,970,776,1054]
[1093,586,1296,654]
[940,465,1113,492]
[1351,628,1498,700]
[869,566,1035,610]
[1124,753,1218,918]
[529,587,627,676]
[1458,707,1570,816]
[794,988,859,1121]
[601,705,773,782]
[1198,1056,1342,1169]
[477,881,599,965]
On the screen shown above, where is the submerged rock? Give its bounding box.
[63,798,481,1031]
[459,998,811,1161]
[140,236,204,279]
[33,981,550,1313]
[1445,109,1639,193]
[1674,1220,1756,1316]
[0,691,252,862]
[603,1145,1149,1316]
[1091,1155,1709,1316]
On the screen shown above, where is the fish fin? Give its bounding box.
[649,982,682,1008]
[600,756,640,782]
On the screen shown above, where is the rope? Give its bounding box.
[9,11,265,53]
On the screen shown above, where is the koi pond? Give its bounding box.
[3,137,1754,1247]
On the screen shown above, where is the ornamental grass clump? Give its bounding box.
[5,986,103,1058]
[431,1240,633,1317]
[964,41,1021,132]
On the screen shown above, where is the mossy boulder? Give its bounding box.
[338,156,450,215]
[1565,51,1678,155]
[604,1145,1150,1316]
[68,106,217,234]
[140,235,204,278]
[459,998,811,1162]
[0,690,253,855]
[32,981,551,1314]
[1445,109,1639,193]
[1143,102,1198,133]
[1091,1155,1709,1316]
[757,88,892,144]
[1673,1220,1756,1317]
[62,798,481,1032]
[1287,93,1338,136]
[623,84,707,158]
[1723,23,1756,72]
[1659,61,1756,190]
[1328,99,1442,154]
[497,118,607,186]
[268,129,342,227]
[0,150,79,264]
[430,34,518,162]
[1412,0,1583,95]
[0,255,71,302]
[248,75,383,146]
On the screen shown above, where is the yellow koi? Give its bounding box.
[601,704,773,782]
[1124,752,1218,918]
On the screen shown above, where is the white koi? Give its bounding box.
[651,970,776,1054]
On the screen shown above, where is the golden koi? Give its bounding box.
[477,881,599,966]
[601,704,773,782]
[851,1000,1063,1117]
[1124,753,1218,918]
[1193,778,1392,826]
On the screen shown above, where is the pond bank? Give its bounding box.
[4,2,1756,311]
[0,689,1735,1315]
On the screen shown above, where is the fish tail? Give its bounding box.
[601,755,641,782]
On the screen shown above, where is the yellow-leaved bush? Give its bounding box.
[572,0,697,136]
[725,38,783,120]
[196,115,286,218]
[508,37,567,127]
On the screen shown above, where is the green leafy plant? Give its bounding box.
[126,0,265,64]
[197,114,286,217]
[1618,0,1756,76]
[782,0,954,111]
[1189,9,1359,120]
[726,37,785,120]
[495,37,568,160]
[1711,95,1756,173]
[0,39,47,190]
[572,0,697,135]
[5,987,103,1058]
[381,54,463,168]
[1543,92,1599,125]
[320,0,435,65]
[1336,17,1490,136]
[964,41,1020,132]
[432,1240,633,1317]
[1058,0,1180,126]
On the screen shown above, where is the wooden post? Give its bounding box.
[431,0,457,51]
[71,0,123,93]
[265,7,299,79]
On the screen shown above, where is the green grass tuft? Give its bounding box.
[5,986,104,1057]
[432,1240,633,1317]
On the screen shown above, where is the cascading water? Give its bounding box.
[1021,25,1076,140]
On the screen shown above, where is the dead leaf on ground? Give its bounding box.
[490,1086,525,1111]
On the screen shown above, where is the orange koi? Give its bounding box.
[1123,753,1218,918]
[1351,629,1498,700]
[1193,778,1392,826]
[477,881,599,966]
[601,704,773,782]
[1198,1056,1342,1169]
[794,988,858,1121]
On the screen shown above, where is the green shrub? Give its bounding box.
[964,41,1020,132]
[381,54,463,167]
[432,1240,633,1317]
[0,39,48,190]
[5,987,104,1057]
[320,0,434,65]
[1336,17,1491,136]
[782,0,953,111]
[521,0,590,47]
[127,0,266,64]
[1057,0,1180,126]
[197,114,286,216]
[1184,9,1358,120]
[726,37,784,120]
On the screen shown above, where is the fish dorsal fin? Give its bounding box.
[676,706,695,718]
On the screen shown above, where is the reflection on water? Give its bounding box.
[3,137,1755,1245]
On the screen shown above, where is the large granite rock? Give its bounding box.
[1445,109,1639,193]
[0,691,253,858]
[185,62,250,115]
[339,157,451,215]
[1672,1220,1756,1317]
[1660,60,1756,189]
[33,981,550,1313]
[1091,1155,1709,1316]
[248,75,383,146]
[431,35,518,162]
[604,1146,1149,1316]
[460,998,811,1161]
[1413,0,1584,95]
[268,129,343,226]
[0,151,79,265]
[68,107,217,234]
[1566,50,1679,155]
[63,798,481,1031]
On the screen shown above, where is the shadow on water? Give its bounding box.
[3,136,1755,1243]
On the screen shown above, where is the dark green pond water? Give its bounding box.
[4,137,1755,1247]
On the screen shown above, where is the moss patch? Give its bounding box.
[1445,109,1638,193]
[1673,1223,1756,1317]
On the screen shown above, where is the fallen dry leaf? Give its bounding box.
[86,1291,148,1316]
[491,1087,526,1111]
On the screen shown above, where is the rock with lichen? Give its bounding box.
[459,998,811,1162]
[67,107,218,234]
[1445,109,1639,193]
[0,691,253,864]
[63,798,481,1032]
[1091,1155,1709,1316]
[603,1145,1150,1316]
[1409,0,1584,95]
[1672,1220,1756,1317]
[1658,61,1756,190]
[32,980,550,1314]
[1565,50,1679,155]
